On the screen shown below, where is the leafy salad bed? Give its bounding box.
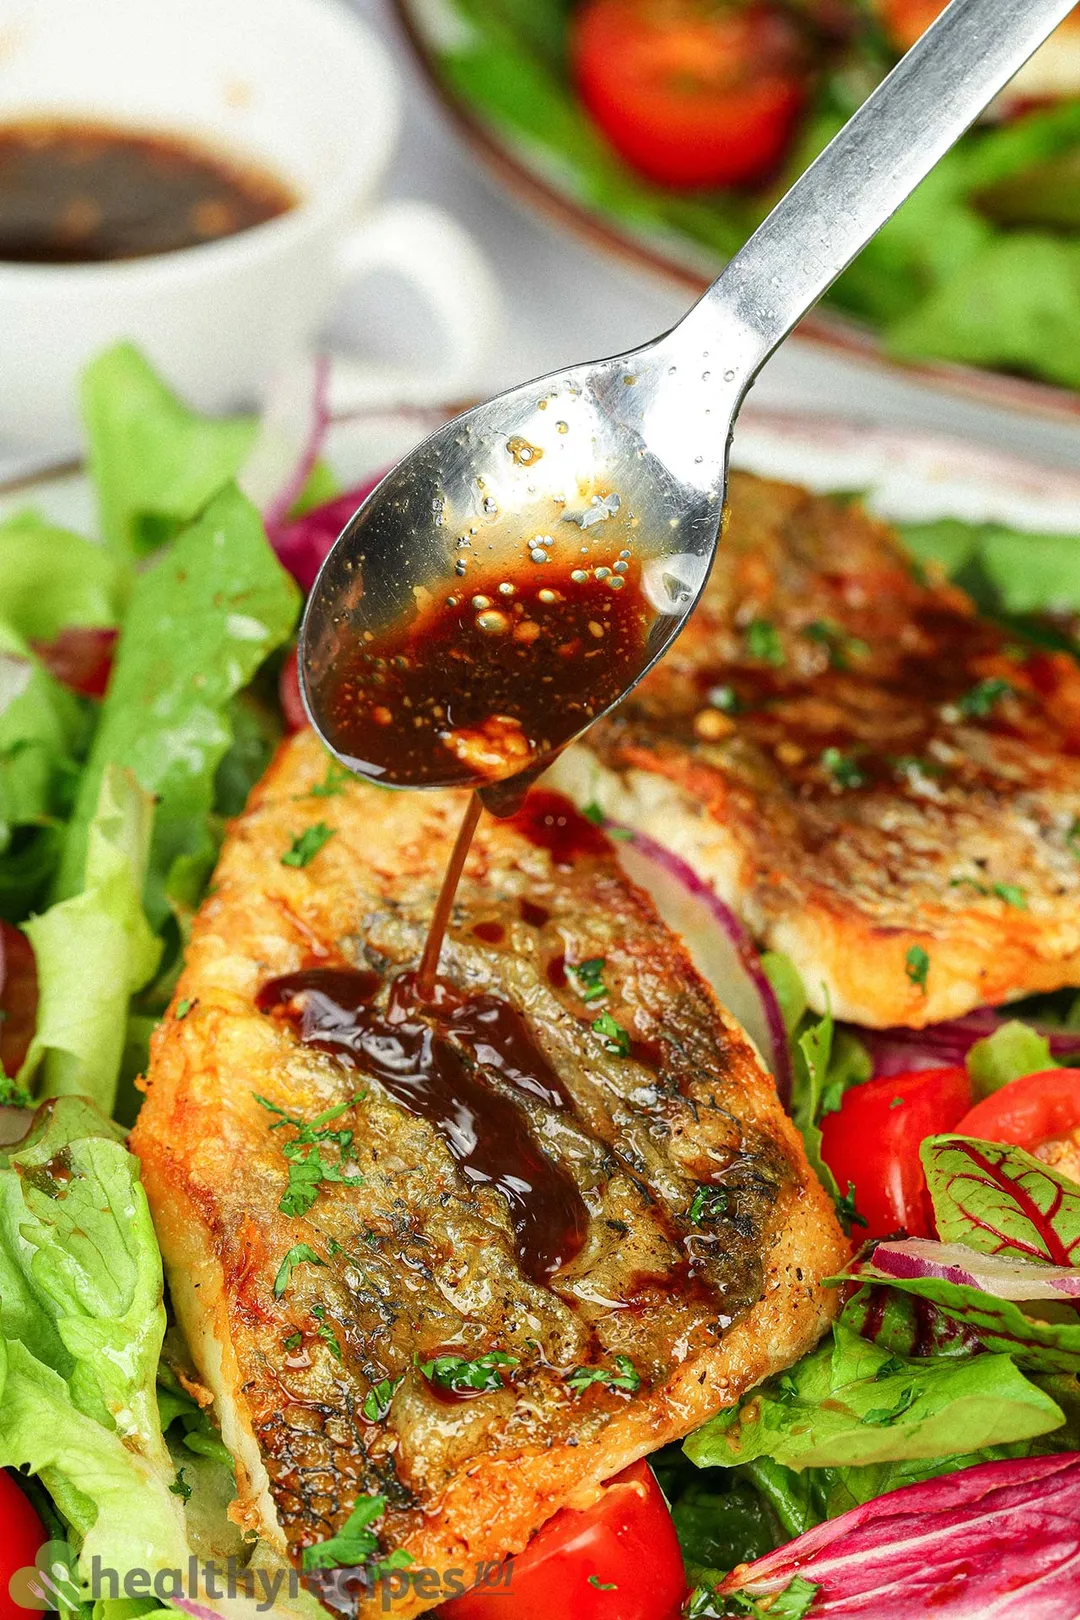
[2,346,1080,1617]
[419,0,1080,392]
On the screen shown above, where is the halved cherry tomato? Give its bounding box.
[571,0,811,190]
[0,1471,46,1620]
[956,1069,1080,1151]
[439,1459,685,1620]
[819,1066,972,1241]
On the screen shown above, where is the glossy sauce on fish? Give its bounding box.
[257,966,589,1283]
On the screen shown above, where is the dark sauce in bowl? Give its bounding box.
[0,120,295,263]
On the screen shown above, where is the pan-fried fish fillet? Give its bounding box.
[548,471,1080,1029]
[132,729,845,1618]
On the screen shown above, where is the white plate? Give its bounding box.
[2,405,1078,540]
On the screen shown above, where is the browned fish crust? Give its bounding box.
[549,471,1080,1029]
[132,728,845,1617]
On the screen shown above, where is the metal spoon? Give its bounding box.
[301,0,1073,803]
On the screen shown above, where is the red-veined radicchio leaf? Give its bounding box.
[719,1452,1080,1617]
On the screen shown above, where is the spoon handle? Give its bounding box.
[681,0,1076,380]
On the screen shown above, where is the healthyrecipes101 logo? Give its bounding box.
[8,1545,517,1613]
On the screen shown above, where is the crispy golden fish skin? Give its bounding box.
[132,728,845,1618]
[548,472,1080,1030]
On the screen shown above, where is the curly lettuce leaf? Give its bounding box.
[684,1322,1062,1474]
[20,765,160,1113]
[0,1097,320,1620]
[922,1135,1080,1268]
[55,483,299,930]
[81,345,256,565]
[0,1097,189,1579]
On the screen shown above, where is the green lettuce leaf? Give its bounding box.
[966,1019,1056,1097]
[0,511,123,640]
[0,1097,321,1619]
[887,234,1080,391]
[81,344,256,565]
[55,483,299,929]
[20,765,160,1113]
[0,1097,189,1582]
[0,626,84,869]
[684,1322,1062,1473]
[921,1135,1080,1266]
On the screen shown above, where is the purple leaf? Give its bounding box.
[719,1453,1080,1617]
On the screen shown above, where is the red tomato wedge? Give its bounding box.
[956,1070,1080,1151]
[571,0,810,190]
[0,1472,46,1620]
[439,1459,686,1620]
[819,1066,972,1240]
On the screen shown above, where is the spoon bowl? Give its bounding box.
[301,0,1074,798]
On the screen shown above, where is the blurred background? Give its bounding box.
[337,0,1080,471]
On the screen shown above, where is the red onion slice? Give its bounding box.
[612,830,792,1106]
[861,1013,1080,1078]
[867,1236,1080,1300]
[719,1452,1080,1618]
[238,354,331,536]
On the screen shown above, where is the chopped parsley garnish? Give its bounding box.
[307,762,352,799]
[820,747,866,790]
[569,957,608,1004]
[688,1185,729,1223]
[905,945,930,994]
[1069,817,1080,860]
[582,799,606,826]
[835,1182,868,1232]
[281,822,335,868]
[565,1355,641,1395]
[283,1331,303,1352]
[301,1493,413,1576]
[168,1468,192,1502]
[419,1351,518,1395]
[891,754,945,783]
[175,997,194,1020]
[592,1010,630,1056]
[254,1093,365,1218]
[362,1376,403,1424]
[950,876,1027,908]
[957,677,1014,719]
[803,619,869,669]
[0,1075,33,1109]
[273,1243,325,1299]
[890,1095,905,1109]
[707,683,741,714]
[874,1355,908,1381]
[745,617,785,667]
[312,1305,343,1362]
[588,1576,617,1591]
